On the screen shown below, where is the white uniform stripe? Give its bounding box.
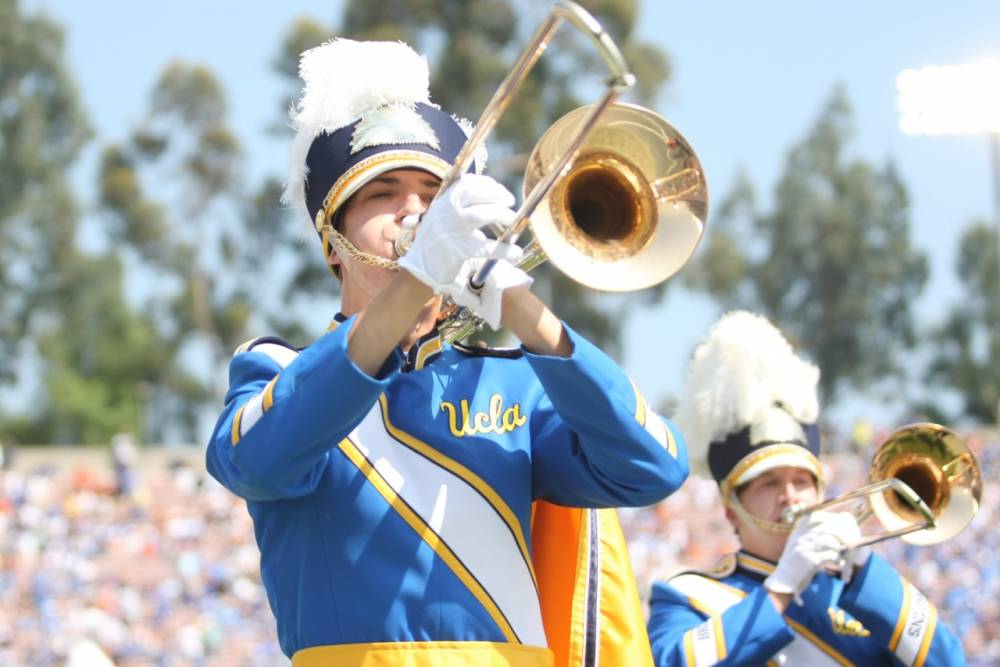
[895,583,932,666]
[251,343,298,368]
[352,402,546,646]
[240,392,266,438]
[773,632,845,666]
[671,574,846,666]
[644,406,670,450]
[689,619,721,666]
[670,574,745,616]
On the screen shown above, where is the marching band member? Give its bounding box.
[205,39,687,666]
[647,311,966,666]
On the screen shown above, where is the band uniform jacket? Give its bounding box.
[647,550,966,667]
[206,314,688,663]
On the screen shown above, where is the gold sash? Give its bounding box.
[291,640,553,667]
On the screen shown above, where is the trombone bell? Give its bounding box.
[524,102,708,291]
[868,423,982,546]
[782,423,982,549]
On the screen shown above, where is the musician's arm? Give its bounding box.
[648,581,795,666]
[839,554,967,666]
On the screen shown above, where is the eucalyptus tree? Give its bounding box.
[686,87,928,403]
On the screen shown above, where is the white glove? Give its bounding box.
[764,511,861,600]
[398,175,517,292]
[841,543,873,582]
[445,254,534,330]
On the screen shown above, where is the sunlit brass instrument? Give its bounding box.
[783,423,983,550]
[394,0,708,341]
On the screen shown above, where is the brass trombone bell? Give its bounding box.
[867,422,982,546]
[784,423,982,549]
[524,102,708,291]
[392,0,709,341]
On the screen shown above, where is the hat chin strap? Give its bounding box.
[317,211,402,271]
[726,493,796,535]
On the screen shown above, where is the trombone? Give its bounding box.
[783,423,983,550]
[394,1,708,341]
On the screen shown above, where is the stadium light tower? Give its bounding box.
[897,59,1000,426]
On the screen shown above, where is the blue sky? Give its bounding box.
[30,1,1000,431]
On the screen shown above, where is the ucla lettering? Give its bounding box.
[441,394,527,437]
[907,593,928,638]
[828,608,871,637]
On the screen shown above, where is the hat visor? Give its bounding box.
[322,150,452,219]
[725,443,824,492]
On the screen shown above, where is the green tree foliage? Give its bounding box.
[923,222,999,424]
[0,0,89,380]
[0,0,183,445]
[270,0,672,353]
[686,87,928,402]
[95,61,252,441]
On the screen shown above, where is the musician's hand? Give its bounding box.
[398,175,517,292]
[841,543,873,583]
[446,255,533,330]
[765,511,861,602]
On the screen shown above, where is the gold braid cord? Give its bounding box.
[726,494,796,535]
[318,218,401,271]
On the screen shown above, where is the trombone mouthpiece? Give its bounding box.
[394,229,415,258]
[781,504,804,524]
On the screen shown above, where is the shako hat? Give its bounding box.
[673,310,824,500]
[281,39,484,265]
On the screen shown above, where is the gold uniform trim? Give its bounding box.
[414,337,443,370]
[377,394,537,589]
[262,377,278,411]
[230,403,247,446]
[915,604,938,667]
[631,380,647,426]
[890,580,938,667]
[291,640,553,667]
[736,552,775,576]
[676,576,746,618]
[315,151,451,279]
[889,580,913,652]
[682,630,696,667]
[234,338,260,355]
[721,444,823,499]
[320,151,451,218]
[712,615,727,660]
[337,437,520,644]
[629,379,677,458]
[784,617,853,667]
[680,616,727,667]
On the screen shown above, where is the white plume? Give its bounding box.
[674,311,820,465]
[281,39,433,231]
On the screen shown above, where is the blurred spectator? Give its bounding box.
[0,429,995,665]
[621,428,999,667]
[0,436,14,471]
[0,451,286,666]
[110,432,138,498]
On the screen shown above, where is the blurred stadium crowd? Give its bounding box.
[0,430,995,666]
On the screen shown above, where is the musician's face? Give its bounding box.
[729,466,819,560]
[330,169,441,312]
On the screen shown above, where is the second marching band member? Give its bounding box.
[205,39,687,666]
[647,311,966,666]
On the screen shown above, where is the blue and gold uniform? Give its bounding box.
[647,550,966,667]
[649,311,968,667]
[206,316,687,664]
